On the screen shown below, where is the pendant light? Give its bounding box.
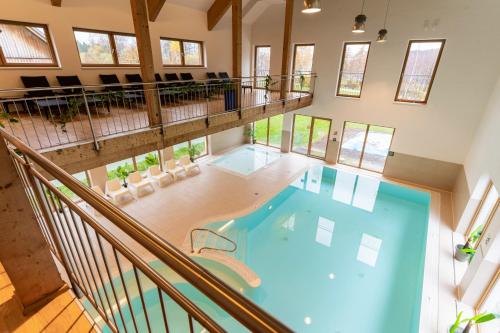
[377,0,391,42]
[302,0,321,14]
[352,0,367,33]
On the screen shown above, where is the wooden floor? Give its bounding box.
[3,90,304,151]
[0,263,96,333]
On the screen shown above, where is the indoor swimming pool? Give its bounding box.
[210,145,281,176]
[93,166,430,333]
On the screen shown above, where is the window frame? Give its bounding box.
[337,120,396,173]
[0,19,58,67]
[291,114,332,160]
[73,27,139,67]
[254,45,271,88]
[173,136,209,160]
[160,37,205,68]
[291,43,315,93]
[394,39,446,104]
[336,41,371,98]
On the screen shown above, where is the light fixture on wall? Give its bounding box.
[376,0,391,42]
[352,0,367,33]
[302,0,322,14]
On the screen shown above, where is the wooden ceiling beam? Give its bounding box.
[207,0,231,31]
[147,0,166,21]
[51,0,62,6]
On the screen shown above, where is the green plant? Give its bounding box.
[187,144,201,162]
[264,75,277,103]
[115,164,132,185]
[55,97,80,133]
[299,74,305,91]
[244,125,256,143]
[0,108,18,128]
[460,224,484,256]
[450,311,500,333]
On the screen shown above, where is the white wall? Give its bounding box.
[209,126,245,154]
[250,0,500,164]
[0,0,232,88]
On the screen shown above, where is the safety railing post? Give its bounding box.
[81,90,100,151]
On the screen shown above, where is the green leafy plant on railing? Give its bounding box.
[450,311,500,333]
[459,224,484,257]
[264,75,278,104]
[0,108,18,128]
[58,97,80,133]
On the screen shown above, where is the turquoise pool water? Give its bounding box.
[211,145,281,175]
[91,166,430,333]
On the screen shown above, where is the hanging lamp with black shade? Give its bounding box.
[302,0,322,14]
[352,0,367,33]
[377,0,391,42]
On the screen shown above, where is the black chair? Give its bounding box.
[165,73,181,83]
[56,75,110,112]
[218,72,231,80]
[99,74,143,107]
[128,73,181,102]
[124,74,146,93]
[20,76,68,118]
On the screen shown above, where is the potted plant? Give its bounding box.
[0,108,18,128]
[187,144,201,162]
[450,311,499,333]
[263,75,277,104]
[115,164,132,187]
[455,225,483,262]
[245,125,256,144]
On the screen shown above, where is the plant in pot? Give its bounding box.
[58,97,80,133]
[263,75,277,104]
[449,311,499,333]
[245,125,256,144]
[455,225,483,262]
[115,164,132,187]
[187,144,201,162]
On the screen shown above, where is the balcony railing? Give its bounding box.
[0,74,315,151]
[0,127,293,332]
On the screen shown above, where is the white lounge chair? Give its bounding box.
[105,179,133,205]
[148,165,173,187]
[165,159,185,180]
[179,155,200,174]
[89,185,108,215]
[127,171,155,197]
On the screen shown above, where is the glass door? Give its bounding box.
[292,114,332,159]
[338,121,395,173]
[254,115,283,148]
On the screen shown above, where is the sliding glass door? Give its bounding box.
[292,114,332,159]
[338,121,395,173]
[254,115,283,148]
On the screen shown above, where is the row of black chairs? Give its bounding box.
[2,72,234,117]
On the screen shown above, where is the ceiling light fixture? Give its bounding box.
[302,0,321,14]
[377,0,391,42]
[352,0,367,33]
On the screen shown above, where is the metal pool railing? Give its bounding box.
[0,74,316,151]
[0,127,293,333]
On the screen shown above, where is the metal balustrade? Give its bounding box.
[0,74,315,151]
[1,127,293,333]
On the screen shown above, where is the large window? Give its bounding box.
[338,121,395,173]
[337,42,370,98]
[292,44,315,92]
[254,115,283,148]
[50,171,89,202]
[73,28,139,66]
[395,39,445,103]
[161,38,204,67]
[0,20,57,66]
[173,137,208,160]
[291,115,331,159]
[254,45,271,88]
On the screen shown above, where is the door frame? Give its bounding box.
[337,120,396,173]
[254,116,282,149]
[291,114,332,160]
